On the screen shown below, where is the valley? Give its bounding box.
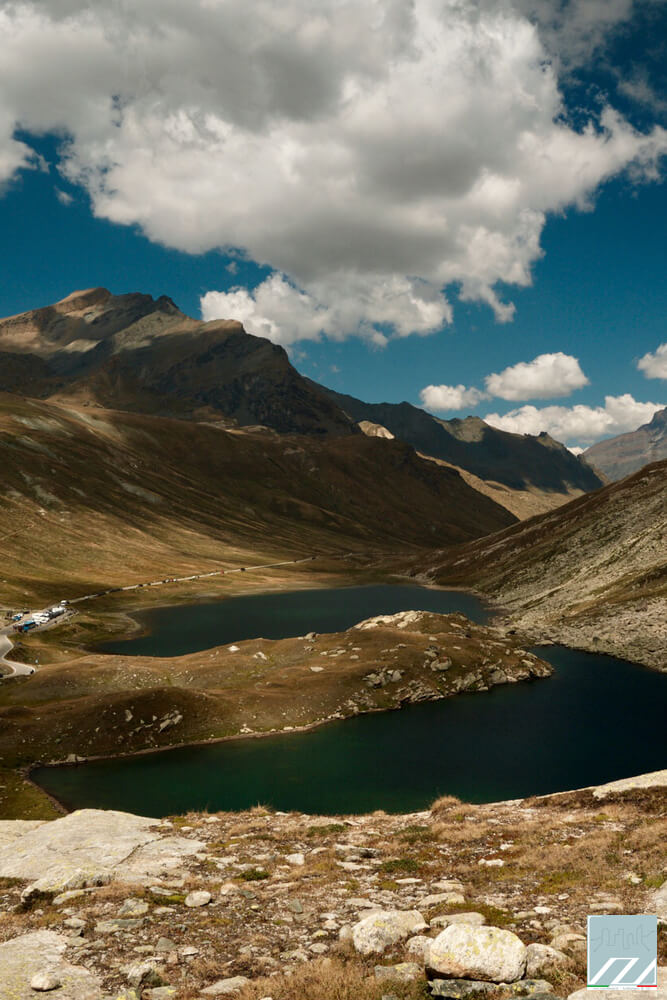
[0,288,664,1000]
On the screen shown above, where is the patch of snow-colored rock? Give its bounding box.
[428,923,527,983]
[0,930,102,999]
[352,909,427,954]
[0,809,205,888]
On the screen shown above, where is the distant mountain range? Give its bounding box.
[0,289,604,517]
[584,407,667,481]
[313,383,603,494]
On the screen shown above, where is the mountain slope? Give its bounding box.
[584,407,667,480]
[414,461,667,669]
[0,393,515,607]
[314,382,603,494]
[0,288,356,435]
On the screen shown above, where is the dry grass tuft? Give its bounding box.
[236,956,427,1000]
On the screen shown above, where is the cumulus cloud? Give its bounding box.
[637,343,667,379]
[484,352,589,400]
[1,0,666,341]
[201,273,450,347]
[484,394,665,443]
[419,384,490,411]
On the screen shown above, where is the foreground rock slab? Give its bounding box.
[429,924,528,983]
[0,809,204,886]
[0,930,102,999]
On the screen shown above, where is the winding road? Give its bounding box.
[0,630,35,678]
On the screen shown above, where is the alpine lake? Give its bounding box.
[33,584,667,815]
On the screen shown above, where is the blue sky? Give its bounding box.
[1,0,665,447]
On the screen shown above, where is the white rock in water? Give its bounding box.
[30,970,62,991]
[428,924,527,983]
[352,909,427,955]
[185,890,212,907]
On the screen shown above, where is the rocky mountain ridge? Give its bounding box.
[0,288,603,506]
[584,407,667,481]
[0,288,356,435]
[314,383,603,498]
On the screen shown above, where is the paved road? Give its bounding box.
[0,552,348,679]
[69,554,322,605]
[0,630,35,678]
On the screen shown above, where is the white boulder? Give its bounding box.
[352,909,427,955]
[428,923,527,983]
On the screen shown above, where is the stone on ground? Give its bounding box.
[352,909,427,955]
[0,930,103,999]
[428,924,527,983]
[374,962,423,982]
[201,977,251,996]
[185,889,211,907]
[430,979,500,998]
[526,944,569,978]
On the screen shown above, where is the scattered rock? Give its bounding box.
[30,971,62,992]
[0,930,103,999]
[285,853,305,866]
[374,962,423,982]
[201,977,251,996]
[184,890,211,907]
[428,924,527,983]
[507,980,554,996]
[406,935,433,962]
[430,912,486,929]
[352,909,427,955]
[526,944,569,979]
[430,979,500,998]
[118,898,149,917]
[420,892,466,908]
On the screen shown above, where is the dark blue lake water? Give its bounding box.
[35,581,667,817]
[97,584,490,657]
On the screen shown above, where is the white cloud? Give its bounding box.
[568,445,585,455]
[637,343,667,380]
[484,352,589,400]
[55,188,73,205]
[420,384,490,412]
[201,273,450,347]
[484,394,665,443]
[1,1,666,341]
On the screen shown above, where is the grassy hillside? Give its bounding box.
[0,393,515,607]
